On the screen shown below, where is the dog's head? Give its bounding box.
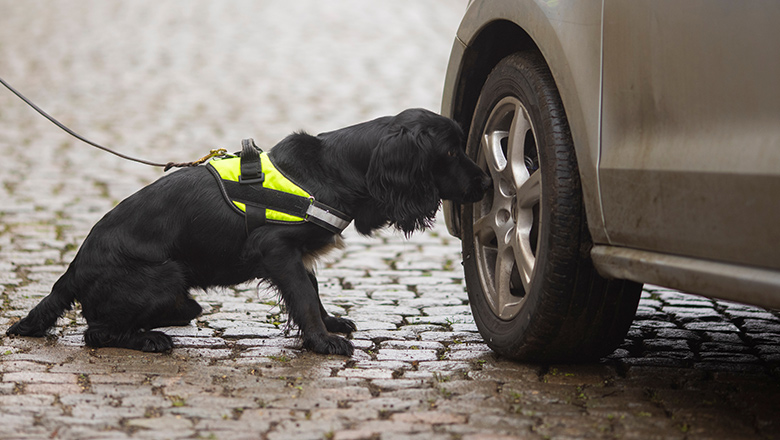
[366,108,491,235]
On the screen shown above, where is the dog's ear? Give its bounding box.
[366,126,441,236]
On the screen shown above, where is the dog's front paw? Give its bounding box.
[139,331,174,353]
[324,316,357,334]
[303,333,354,357]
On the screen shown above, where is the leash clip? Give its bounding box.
[208,148,229,158]
[163,148,230,171]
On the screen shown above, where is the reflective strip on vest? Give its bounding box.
[209,154,310,222]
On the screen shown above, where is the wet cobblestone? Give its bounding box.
[2,1,780,439]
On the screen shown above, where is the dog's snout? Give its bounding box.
[479,174,493,193]
[457,172,492,204]
[471,173,492,201]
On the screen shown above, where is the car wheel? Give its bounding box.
[461,51,642,362]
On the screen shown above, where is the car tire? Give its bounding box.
[461,51,642,362]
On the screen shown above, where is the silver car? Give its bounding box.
[442,0,780,362]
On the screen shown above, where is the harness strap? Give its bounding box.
[223,180,313,218]
[244,203,267,233]
[239,138,264,184]
[305,202,352,233]
[224,179,351,234]
[238,138,266,232]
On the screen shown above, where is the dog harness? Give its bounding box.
[206,139,352,234]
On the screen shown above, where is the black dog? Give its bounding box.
[7,108,491,356]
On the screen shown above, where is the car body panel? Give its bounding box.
[600,0,780,270]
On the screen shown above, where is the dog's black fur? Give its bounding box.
[6,108,491,356]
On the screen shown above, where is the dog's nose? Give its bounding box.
[479,174,493,193]
[461,174,493,203]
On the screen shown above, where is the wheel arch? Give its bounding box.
[446,20,539,138]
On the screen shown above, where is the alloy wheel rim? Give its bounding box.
[472,96,542,320]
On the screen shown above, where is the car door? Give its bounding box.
[598,0,780,270]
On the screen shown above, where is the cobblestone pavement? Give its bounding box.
[1,2,779,439]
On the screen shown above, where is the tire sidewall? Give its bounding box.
[462,52,580,358]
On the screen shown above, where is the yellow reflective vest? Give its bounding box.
[208,153,309,223]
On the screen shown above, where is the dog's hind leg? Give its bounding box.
[80,262,196,352]
[84,324,174,352]
[82,300,178,353]
[143,294,203,329]
[307,272,356,335]
[81,293,193,353]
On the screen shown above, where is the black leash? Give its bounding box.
[0,75,225,171]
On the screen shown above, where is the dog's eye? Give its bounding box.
[447,150,456,157]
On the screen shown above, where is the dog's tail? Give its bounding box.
[6,274,76,337]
